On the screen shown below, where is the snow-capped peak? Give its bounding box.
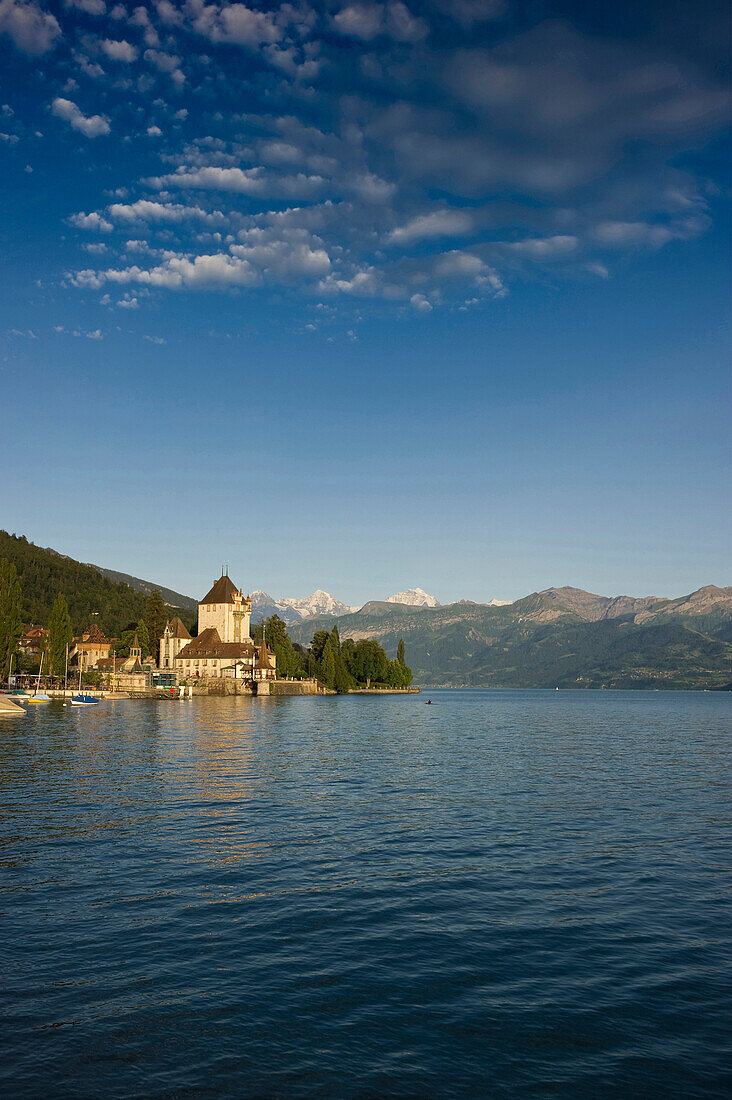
[279,590,359,619]
[386,587,440,608]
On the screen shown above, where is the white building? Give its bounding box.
[159,617,192,669]
[169,573,275,682]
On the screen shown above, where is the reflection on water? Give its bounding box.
[1,690,730,1098]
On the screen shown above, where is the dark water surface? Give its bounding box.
[1,690,730,1098]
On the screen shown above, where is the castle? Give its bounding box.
[161,572,275,684]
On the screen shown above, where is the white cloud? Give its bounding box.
[230,239,331,277]
[388,209,474,245]
[0,131,19,143]
[74,253,261,289]
[0,0,61,55]
[153,0,182,26]
[100,38,138,62]
[144,48,185,85]
[144,48,180,72]
[108,199,223,223]
[146,165,325,198]
[86,329,102,339]
[75,51,105,78]
[147,124,162,136]
[130,4,159,46]
[506,235,579,257]
[334,3,383,40]
[186,2,281,47]
[333,2,427,42]
[70,210,114,231]
[410,292,432,312]
[386,2,427,42]
[52,97,110,137]
[593,221,674,248]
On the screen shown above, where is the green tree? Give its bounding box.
[334,659,352,694]
[0,558,23,679]
[397,638,406,666]
[351,639,388,686]
[320,637,336,690]
[135,620,150,658]
[262,614,305,678]
[145,589,167,664]
[310,630,330,664]
[47,593,73,678]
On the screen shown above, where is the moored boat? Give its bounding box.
[27,692,52,704]
[0,696,27,716]
[71,694,100,706]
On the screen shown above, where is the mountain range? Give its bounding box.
[2,531,729,689]
[288,585,732,690]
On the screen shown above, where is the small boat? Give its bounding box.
[27,653,51,703]
[71,694,100,706]
[0,696,27,717]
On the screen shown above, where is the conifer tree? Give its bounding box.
[135,620,150,658]
[47,593,73,677]
[321,637,336,690]
[145,589,166,664]
[0,558,23,679]
[334,659,352,695]
[310,630,330,664]
[397,639,406,666]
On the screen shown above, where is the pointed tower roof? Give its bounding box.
[165,617,191,640]
[201,574,241,605]
[258,640,274,669]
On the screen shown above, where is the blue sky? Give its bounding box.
[0,0,729,605]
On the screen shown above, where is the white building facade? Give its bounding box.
[167,573,274,683]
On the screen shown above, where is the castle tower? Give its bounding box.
[198,573,252,642]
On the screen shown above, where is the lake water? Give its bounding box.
[1,690,730,1098]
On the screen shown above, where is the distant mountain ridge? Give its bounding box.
[94,566,197,612]
[289,584,732,690]
[387,587,440,608]
[3,530,729,688]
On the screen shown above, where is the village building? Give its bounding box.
[18,625,48,656]
[253,640,276,683]
[110,633,155,693]
[70,624,114,671]
[169,573,275,683]
[159,618,192,669]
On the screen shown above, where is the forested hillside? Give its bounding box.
[290,586,732,689]
[0,531,196,637]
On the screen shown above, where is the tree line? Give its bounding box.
[1,550,413,692]
[0,555,171,679]
[252,614,412,692]
[0,531,195,639]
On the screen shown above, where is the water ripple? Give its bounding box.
[1,690,730,1098]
